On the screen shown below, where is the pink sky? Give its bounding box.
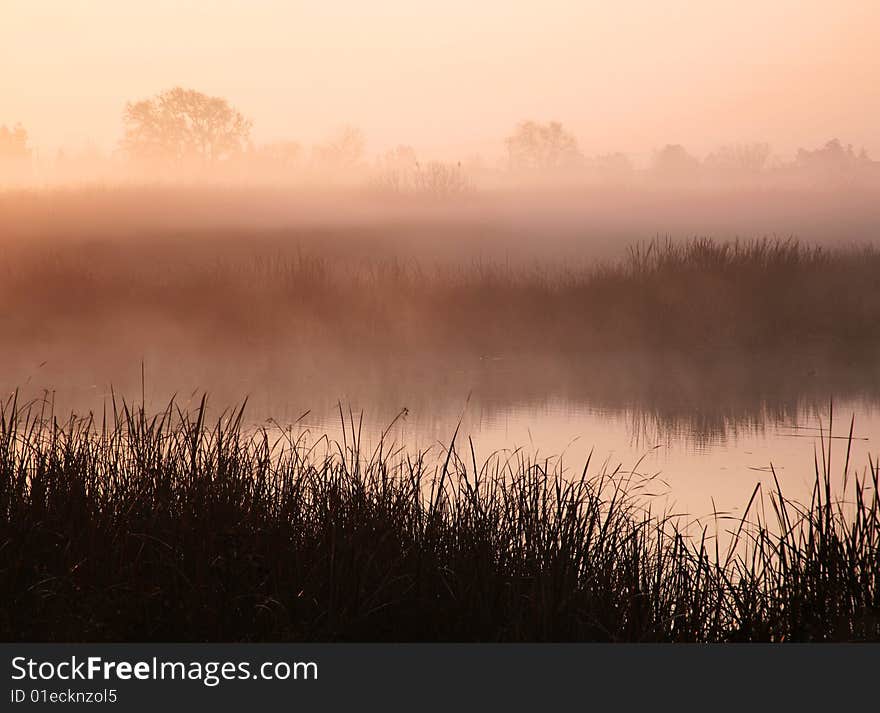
[2,1,878,160]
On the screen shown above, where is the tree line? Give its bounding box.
[2,86,877,188]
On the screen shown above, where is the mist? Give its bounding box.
[4,0,880,647]
[4,1,880,158]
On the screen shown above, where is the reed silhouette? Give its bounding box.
[1,394,877,641]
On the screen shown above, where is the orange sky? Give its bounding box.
[2,1,878,160]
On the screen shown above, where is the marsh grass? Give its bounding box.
[4,235,880,356]
[0,393,877,641]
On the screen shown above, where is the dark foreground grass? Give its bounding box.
[1,394,878,642]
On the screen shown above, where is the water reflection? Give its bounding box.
[282,395,873,519]
[2,344,877,519]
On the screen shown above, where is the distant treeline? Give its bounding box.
[2,87,878,190]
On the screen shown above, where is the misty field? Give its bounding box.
[4,204,880,437]
[3,186,878,418]
[4,192,880,356]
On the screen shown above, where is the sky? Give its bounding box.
[2,0,879,160]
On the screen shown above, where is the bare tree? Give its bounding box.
[505,121,582,172]
[372,145,419,192]
[122,87,251,164]
[412,161,471,197]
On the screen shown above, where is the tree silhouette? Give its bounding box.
[122,87,251,164]
[790,139,873,186]
[0,123,30,162]
[311,125,366,171]
[505,121,582,172]
[651,144,700,181]
[704,143,771,174]
[373,145,419,192]
[795,138,868,172]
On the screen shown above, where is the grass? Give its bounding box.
[1,393,877,642]
[4,232,880,458]
[4,234,880,356]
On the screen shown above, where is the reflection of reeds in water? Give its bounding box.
[1,393,877,642]
[4,233,880,444]
[624,399,819,451]
[626,403,772,451]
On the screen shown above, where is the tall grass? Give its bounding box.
[1,393,877,641]
[4,235,880,354]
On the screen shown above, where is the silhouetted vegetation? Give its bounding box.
[310,125,366,173]
[651,144,700,183]
[370,146,472,197]
[122,87,252,165]
[0,123,32,181]
[0,395,876,641]
[704,142,771,175]
[0,123,30,161]
[2,213,879,443]
[4,92,879,190]
[505,120,582,173]
[5,233,879,356]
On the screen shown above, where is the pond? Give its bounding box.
[6,345,875,521]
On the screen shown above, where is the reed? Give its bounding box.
[4,235,880,355]
[1,394,876,641]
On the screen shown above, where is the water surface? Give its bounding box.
[6,345,874,520]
